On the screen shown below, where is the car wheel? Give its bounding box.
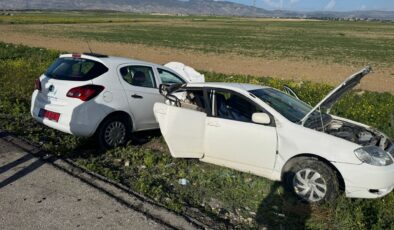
[97,115,131,149]
[284,157,339,203]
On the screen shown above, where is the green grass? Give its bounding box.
[0,11,186,24]
[3,11,394,66]
[1,42,394,229]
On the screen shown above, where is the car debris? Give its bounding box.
[178,178,190,186]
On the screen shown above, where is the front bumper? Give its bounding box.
[334,161,394,199]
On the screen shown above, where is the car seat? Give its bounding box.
[132,71,146,87]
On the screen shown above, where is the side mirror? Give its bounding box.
[252,112,271,125]
[159,83,184,107]
[159,83,170,96]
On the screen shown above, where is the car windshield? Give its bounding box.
[249,88,313,123]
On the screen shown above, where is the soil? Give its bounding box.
[1,24,393,94]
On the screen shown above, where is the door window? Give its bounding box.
[158,68,185,84]
[120,66,156,88]
[212,90,262,123]
[175,89,206,113]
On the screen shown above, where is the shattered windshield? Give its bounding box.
[250,88,313,123]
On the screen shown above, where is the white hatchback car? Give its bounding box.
[154,67,394,203]
[31,53,204,149]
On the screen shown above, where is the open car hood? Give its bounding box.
[300,66,372,125]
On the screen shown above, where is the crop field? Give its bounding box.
[1,11,394,94]
[2,11,394,67]
[1,42,394,229]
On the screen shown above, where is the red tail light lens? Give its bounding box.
[35,78,42,91]
[66,85,105,101]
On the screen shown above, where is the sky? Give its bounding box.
[227,0,394,12]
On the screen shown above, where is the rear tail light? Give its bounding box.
[35,78,42,91]
[66,85,105,101]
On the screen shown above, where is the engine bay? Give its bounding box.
[326,119,379,145]
[316,118,392,151]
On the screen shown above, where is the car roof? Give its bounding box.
[59,53,163,68]
[186,82,268,91]
[103,56,159,67]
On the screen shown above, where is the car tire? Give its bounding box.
[283,157,339,203]
[96,115,131,150]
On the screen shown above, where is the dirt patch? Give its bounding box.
[1,25,393,93]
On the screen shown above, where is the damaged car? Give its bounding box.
[31,53,204,149]
[153,66,394,203]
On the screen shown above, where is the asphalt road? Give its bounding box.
[0,132,201,230]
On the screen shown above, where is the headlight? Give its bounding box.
[354,146,393,166]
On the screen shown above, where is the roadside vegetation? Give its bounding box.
[1,43,394,229]
[2,11,394,67]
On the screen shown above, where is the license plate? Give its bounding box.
[38,109,60,122]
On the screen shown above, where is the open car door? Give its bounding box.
[153,103,206,158]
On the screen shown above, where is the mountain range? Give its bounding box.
[1,0,394,20]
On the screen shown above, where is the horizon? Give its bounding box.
[1,0,394,14]
[226,0,394,12]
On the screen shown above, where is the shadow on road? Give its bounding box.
[0,157,46,189]
[0,132,57,189]
[0,153,34,175]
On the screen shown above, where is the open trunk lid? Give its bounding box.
[300,66,372,125]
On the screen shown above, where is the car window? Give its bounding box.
[46,58,108,81]
[250,88,313,123]
[120,66,156,88]
[158,68,185,84]
[174,88,206,113]
[212,90,262,123]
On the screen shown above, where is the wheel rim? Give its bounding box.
[104,121,126,146]
[292,168,327,202]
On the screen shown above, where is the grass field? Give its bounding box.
[2,11,394,67]
[1,42,394,229]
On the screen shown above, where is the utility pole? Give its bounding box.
[253,0,256,7]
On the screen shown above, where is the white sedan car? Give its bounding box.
[31,53,204,149]
[154,67,394,203]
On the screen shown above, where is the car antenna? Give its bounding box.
[86,41,93,53]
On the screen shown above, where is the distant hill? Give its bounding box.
[0,0,394,20]
[0,0,270,17]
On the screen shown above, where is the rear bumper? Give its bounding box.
[31,91,105,137]
[31,113,95,137]
[334,162,394,199]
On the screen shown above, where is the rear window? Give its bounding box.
[45,58,108,81]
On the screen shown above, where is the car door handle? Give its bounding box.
[207,121,220,127]
[131,94,143,99]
